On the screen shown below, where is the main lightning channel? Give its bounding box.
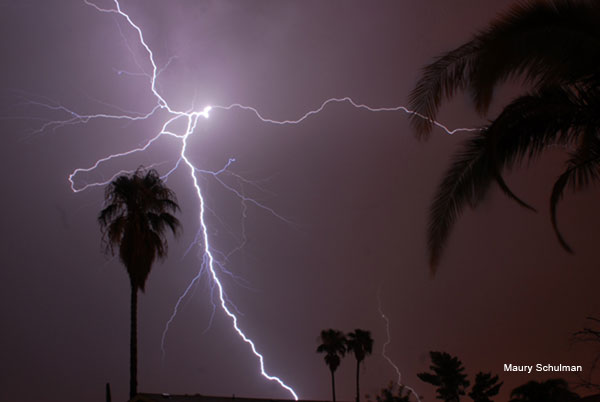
[80,1,300,399]
[180,123,299,399]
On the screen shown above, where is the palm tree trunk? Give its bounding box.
[330,369,336,402]
[130,283,138,400]
[355,360,360,402]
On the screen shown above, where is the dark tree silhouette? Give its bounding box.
[469,372,503,402]
[317,329,348,402]
[510,379,578,402]
[346,329,374,402]
[98,167,181,399]
[418,351,470,402]
[408,0,600,270]
[572,316,600,391]
[369,382,414,402]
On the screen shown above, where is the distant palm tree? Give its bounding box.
[510,379,578,402]
[98,167,181,399]
[409,0,600,270]
[317,329,347,402]
[346,329,374,402]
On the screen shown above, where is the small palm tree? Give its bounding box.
[317,329,347,402]
[98,167,181,399]
[346,329,374,402]
[409,0,600,270]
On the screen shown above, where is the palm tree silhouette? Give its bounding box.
[417,351,469,402]
[346,329,374,402]
[317,329,347,402]
[408,0,600,270]
[510,379,578,402]
[98,167,181,399]
[469,372,503,402]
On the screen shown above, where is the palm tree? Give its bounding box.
[346,329,374,402]
[98,167,181,399]
[317,329,347,402]
[510,379,578,402]
[408,0,600,270]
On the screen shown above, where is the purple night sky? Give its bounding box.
[1,1,599,401]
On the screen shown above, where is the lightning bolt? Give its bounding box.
[377,286,421,402]
[75,1,300,398]
[212,100,477,135]
[24,1,479,400]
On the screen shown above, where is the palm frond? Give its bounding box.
[550,138,600,253]
[409,0,600,137]
[481,85,589,209]
[488,85,600,235]
[428,84,600,268]
[428,135,494,270]
[469,0,600,112]
[98,203,121,226]
[409,41,480,138]
[105,215,127,253]
[487,86,585,168]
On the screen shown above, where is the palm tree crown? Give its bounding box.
[409,0,600,270]
[98,167,181,291]
[98,167,180,399]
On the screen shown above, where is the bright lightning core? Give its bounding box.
[30,0,477,400]
[201,106,212,119]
